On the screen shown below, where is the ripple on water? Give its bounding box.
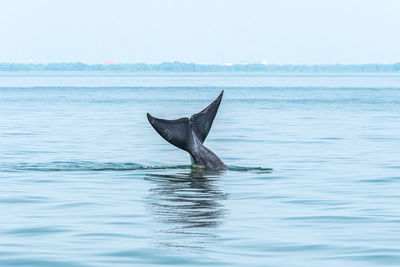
[1,161,272,173]
[5,226,69,236]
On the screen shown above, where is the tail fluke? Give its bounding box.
[147,114,195,152]
[147,90,223,151]
[146,91,226,170]
[190,90,223,143]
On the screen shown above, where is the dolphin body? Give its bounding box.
[147,90,228,170]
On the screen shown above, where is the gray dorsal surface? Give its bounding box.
[147,90,227,170]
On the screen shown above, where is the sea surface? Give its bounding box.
[1,72,400,266]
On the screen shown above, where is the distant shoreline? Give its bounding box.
[1,62,400,72]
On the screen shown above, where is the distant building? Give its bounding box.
[103,61,117,65]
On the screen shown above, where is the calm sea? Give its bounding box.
[1,72,400,266]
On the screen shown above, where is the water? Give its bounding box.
[1,72,400,266]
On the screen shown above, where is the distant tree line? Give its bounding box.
[0,62,399,72]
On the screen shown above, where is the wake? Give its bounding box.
[2,161,272,173]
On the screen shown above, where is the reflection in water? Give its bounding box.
[145,168,227,249]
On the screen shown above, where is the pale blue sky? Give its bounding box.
[1,0,399,64]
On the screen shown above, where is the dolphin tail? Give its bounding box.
[190,90,223,143]
[146,114,196,153]
[146,90,224,152]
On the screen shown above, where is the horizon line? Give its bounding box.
[1,61,400,66]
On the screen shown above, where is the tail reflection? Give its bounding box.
[145,168,227,249]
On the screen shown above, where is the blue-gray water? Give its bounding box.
[1,72,400,266]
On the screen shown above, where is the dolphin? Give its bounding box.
[147,90,228,170]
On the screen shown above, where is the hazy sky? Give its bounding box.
[1,0,399,64]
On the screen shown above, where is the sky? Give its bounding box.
[0,0,399,65]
